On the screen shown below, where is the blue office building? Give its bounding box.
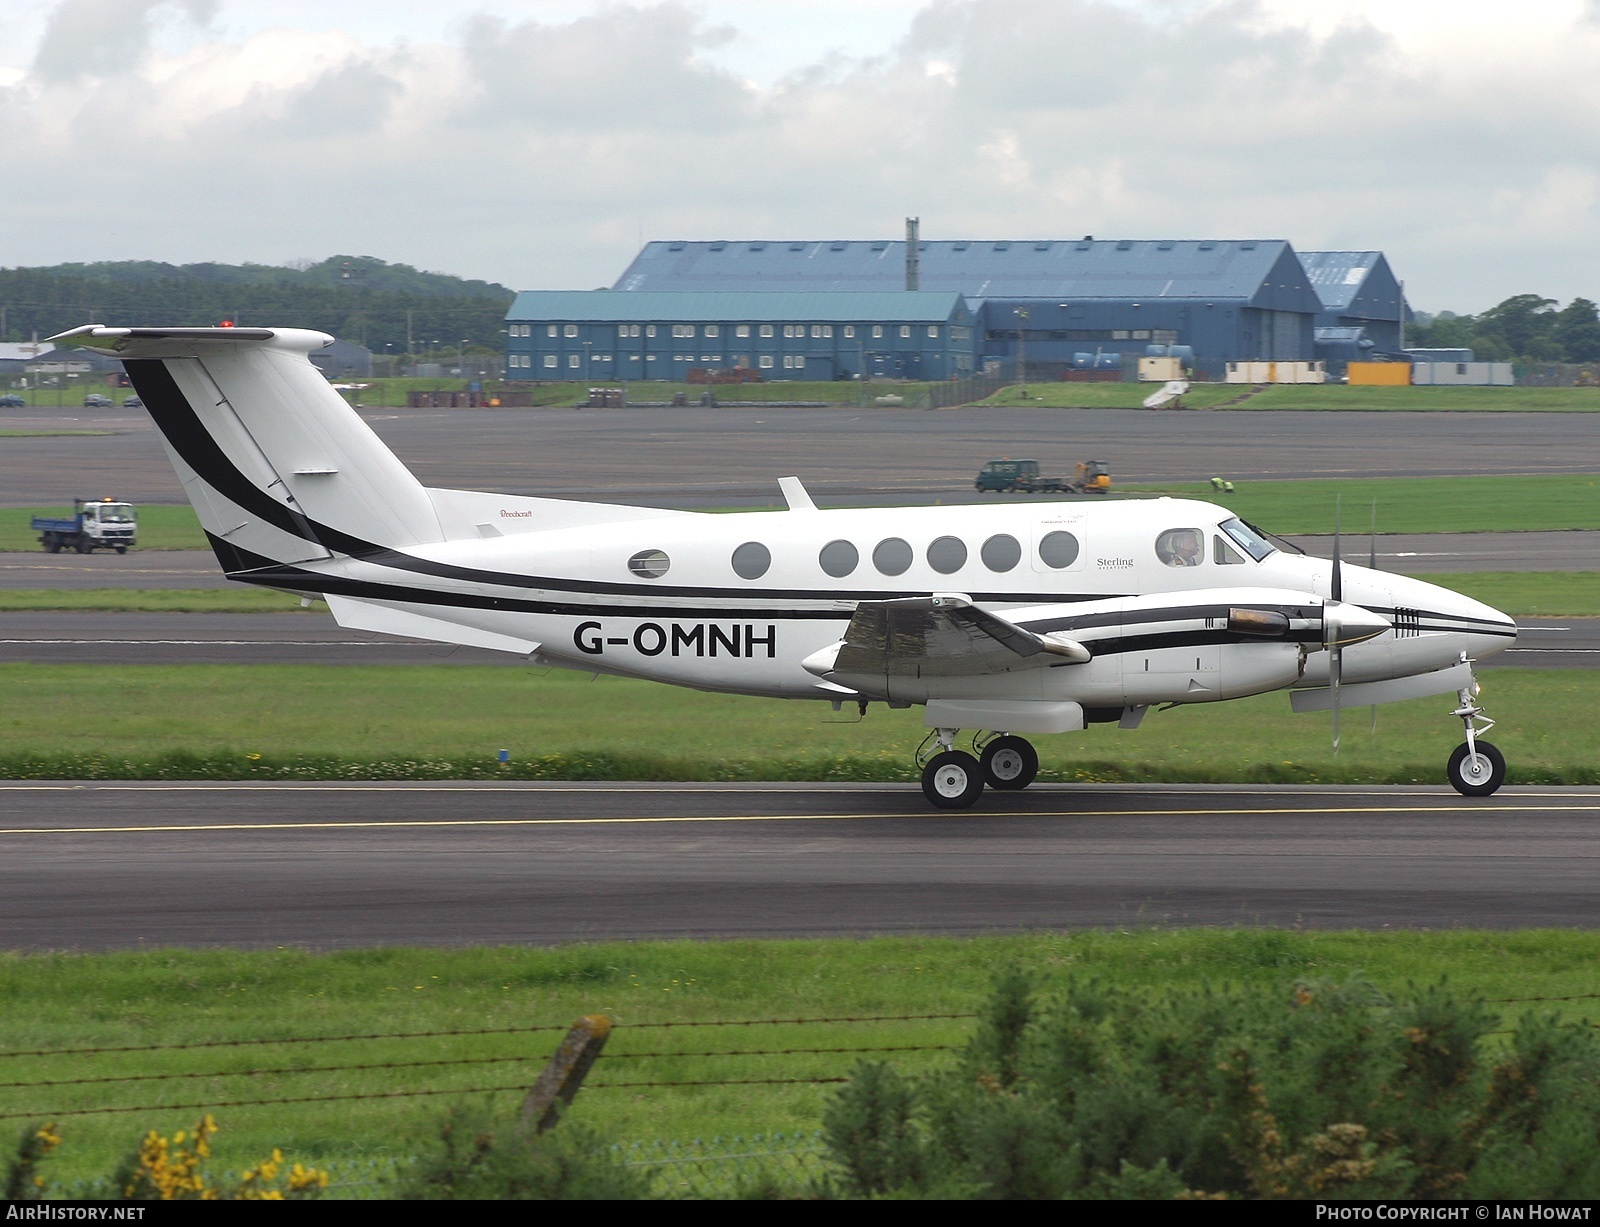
[503,290,976,381]
[612,238,1327,377]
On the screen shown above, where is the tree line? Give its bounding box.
[0,256,516,354]
[1410,293,1600,363]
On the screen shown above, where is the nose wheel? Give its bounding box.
[1447,660,1505,797]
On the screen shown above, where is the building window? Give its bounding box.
[843,325,855,338]
[617,325,628,339]
[810,325,822,338]
[759,354,774,368]
[546,324,558,338]
[782,355,793,368]
[564,324,578,338]
[1112,330,1129,340]
[927,325,939,338]
[543,355,557,368]
[736,324,750,338]
[872,325,884,339]
[795,355,805,368]
[760,324,774,338]
[705,324,720,338]
[672,324,695,338]
[899,325,911,338]
[646,324,657,337]
[1132,330,1150,340]
[567,354,580,368]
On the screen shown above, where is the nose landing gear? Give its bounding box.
[1446,658,1505,797]
[918,730,1041,808]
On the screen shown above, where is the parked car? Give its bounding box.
[83,393,112,407]
[123,395,143,408]
[0,394,25,407]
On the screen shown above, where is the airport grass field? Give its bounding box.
[0,662,1592,783]
[6,930,1600,1190]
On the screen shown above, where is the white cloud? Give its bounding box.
[0,0,1598,310]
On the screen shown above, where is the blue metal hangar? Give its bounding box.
[503,290,976,381]
[1297,250,1412,373]
[610,238,1326,378]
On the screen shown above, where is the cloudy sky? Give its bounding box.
[1,0,1597,311]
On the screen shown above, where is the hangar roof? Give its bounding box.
[506,289,968,323]
[1298,251,1383,311]
[612,239,1321,311]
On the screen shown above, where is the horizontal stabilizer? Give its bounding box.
[325,593,541,656]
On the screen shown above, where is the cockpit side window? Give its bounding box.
[1156,527,1205,567]
[1219,516,1275,562]
[1214,535,1246,565]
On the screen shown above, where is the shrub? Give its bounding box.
[821,970,1600,1200]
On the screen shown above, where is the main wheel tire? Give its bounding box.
[981,736,1039,791]
[922,750,985,809]
[1448,740,1506,797]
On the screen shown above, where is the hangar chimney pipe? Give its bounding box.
[905,217,920,291]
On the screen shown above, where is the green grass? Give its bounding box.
[0,506,208,551]
[0,588,318,613]
[1421,573,1600,617]
[1244,385,1600,411]
[0,663,1592,784]
[972,384,1600,412]
[0,429,111,438]
[976,383,1248,409]
[7,931,1600,1188]
[1124,474,1600,534]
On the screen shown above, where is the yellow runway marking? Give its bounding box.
[3,804,1600,837]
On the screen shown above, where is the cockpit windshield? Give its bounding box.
[1219,516,1274,562]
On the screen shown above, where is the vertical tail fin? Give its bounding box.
[49,326,443,570]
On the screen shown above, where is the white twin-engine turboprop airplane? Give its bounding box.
[53,325,1519,808]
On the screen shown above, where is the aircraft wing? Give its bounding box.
[806,595,1089,681]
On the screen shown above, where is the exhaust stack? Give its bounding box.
[905,217,920,291]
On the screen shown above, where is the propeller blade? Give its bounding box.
[1369,498,1378,571]
[1332,496,1342,603]
[1330,645,1342,753]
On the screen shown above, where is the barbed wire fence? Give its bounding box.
[3,995,1589,1198]
[0,1012,977,1198]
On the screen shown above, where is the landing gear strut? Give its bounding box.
[1447,657,1505,797]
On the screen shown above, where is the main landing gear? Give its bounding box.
[918,729,1039,809]
[1446,658,1505,797]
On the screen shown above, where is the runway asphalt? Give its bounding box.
[8,403,1600,509]
[3,781,1598,949]
[0,611,1589,667]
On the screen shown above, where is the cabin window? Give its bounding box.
[872,538,914,576]
[1156,528,1205,567]
[981,533,1021,572]
[731,541,771,580]
[926,536,967,574]
[1219,516,1275,561]
[627,549,671,579]
[819,540,859,577]
[1213,535,1246,565]
[1037,530,1081,569]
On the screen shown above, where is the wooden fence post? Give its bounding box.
[522,1015,612,1133]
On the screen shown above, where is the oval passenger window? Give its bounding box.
[1037,530,1080,569]
[872,537,914,576]
[818,540,858,578]
[731,541,771,580]
[926,536,967,574]
[981,533,1021,572]
[627,549,671,579]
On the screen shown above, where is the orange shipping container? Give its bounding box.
[1347,362,1411,386]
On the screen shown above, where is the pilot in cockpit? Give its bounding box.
[1157,528,1205,567]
